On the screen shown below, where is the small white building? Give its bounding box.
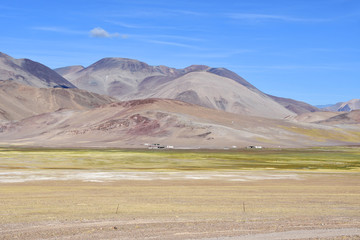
[148,144,175,149]
[247,146,263,149]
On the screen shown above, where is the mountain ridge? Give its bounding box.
[0,80,115,121]
[56,57,316,119]
[1,97,359,148]
[0,52,358,148]
[0,52,76,89]
[267,94,320,115]
[322,99,360,112]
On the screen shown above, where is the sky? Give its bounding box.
[1,0,359,105]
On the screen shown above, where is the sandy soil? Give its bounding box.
[0,172,359,239]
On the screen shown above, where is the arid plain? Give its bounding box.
[1,147,359,239]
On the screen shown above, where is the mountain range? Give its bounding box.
[0,52,359,148]
[320,99,360,112]
[54,58,318,119]
[1,96,359,148]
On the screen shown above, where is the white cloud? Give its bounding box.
[89,27,120,38]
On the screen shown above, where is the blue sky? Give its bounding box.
[1,0,359,105]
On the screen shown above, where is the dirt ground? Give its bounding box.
[0,172,359,239]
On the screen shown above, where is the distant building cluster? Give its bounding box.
[144,143,263,150]
[247,146,263,149]
[145,143,174,149]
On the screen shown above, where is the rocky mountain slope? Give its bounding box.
[55,58,170,97]
[133,71,294,119]
[0,52,76,89]
[315,110,360,125]
[322,99,360,112]
[1,98,359,148]
[0,51,357,149]
[295,112,340,123]
[54,65,84,79]
[57,57,319,119]
[267,95,320,115]
[295,110,360,125]
[0,80,116,121]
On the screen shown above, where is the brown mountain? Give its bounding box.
[132,71,295,119]
[207,67,259,91]
[267,95,320,115]
[58,58,170,97]
[0,52,320,118]
[0,80,116,121]
[0,53,357,148]
[295,111,340,123]
[54,65,84,79]
[0,98,359,148]
[0,52,76,88]
[295,110,360,126]
[316,110,360,125]
[323,99,360,112]
[58,57,320,119]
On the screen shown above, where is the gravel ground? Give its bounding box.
[1,172,359,240]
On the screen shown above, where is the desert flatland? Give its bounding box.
[0,147,359,239]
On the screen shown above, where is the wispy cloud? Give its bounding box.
[89,27,121,38]
[106,8,206,19]
[105,21,143,29]
[32,26,86,35]
[115,33,204,47]
[177,49,254,59]
[146,40,198,49]
[106,19,207,33]
[34,26,126,39]
[154,35,204,42]
[305,47,360,53]
[168,9,206,16]
[235,64,349,71]
[105,20,176,30]
[228,13,331,22]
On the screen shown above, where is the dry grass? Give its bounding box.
[1,174,359,224]
[1,147,360,171]
[281,125,360,143]
[0,147,359,239]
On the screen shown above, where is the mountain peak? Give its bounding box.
[207,67,258,90]
[0,53,76,89]
[348,98,360,104]
[87,57,154,73]
[184,65,210,73]
[322,99,360,112]
[0,52,12,59]
[53,55,318,117]
[18,58,76,88]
